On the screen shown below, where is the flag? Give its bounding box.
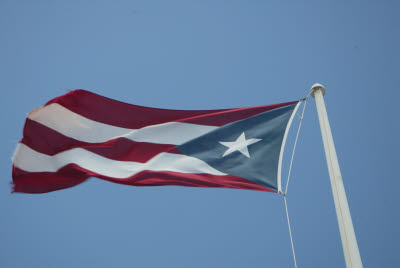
[12,90,301,193]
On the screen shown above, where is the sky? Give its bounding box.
[1,0,399,267]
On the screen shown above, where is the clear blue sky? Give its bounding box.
[1,0,399,267]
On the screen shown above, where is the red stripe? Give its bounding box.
[21,119,180,162]
[47,90,298,128]
[13,165,274,194]
[12,166,88,194]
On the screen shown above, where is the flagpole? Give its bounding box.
[311,83,363,268]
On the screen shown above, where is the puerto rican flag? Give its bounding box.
[12,90,301,194]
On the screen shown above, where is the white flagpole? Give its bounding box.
[311,83,363,268]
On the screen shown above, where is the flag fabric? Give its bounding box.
[12,90,301,194]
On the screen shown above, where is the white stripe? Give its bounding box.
[28,103,218,145]
[13,143,226,178]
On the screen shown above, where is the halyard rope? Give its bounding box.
[284,97,308,195]
[284,195,298,268]
[282,97,308,268]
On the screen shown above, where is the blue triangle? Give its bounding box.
[177,104,297,191]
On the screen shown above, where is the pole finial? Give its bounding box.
[310,83,326,98]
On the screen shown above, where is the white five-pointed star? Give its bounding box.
[219,132,262,158]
